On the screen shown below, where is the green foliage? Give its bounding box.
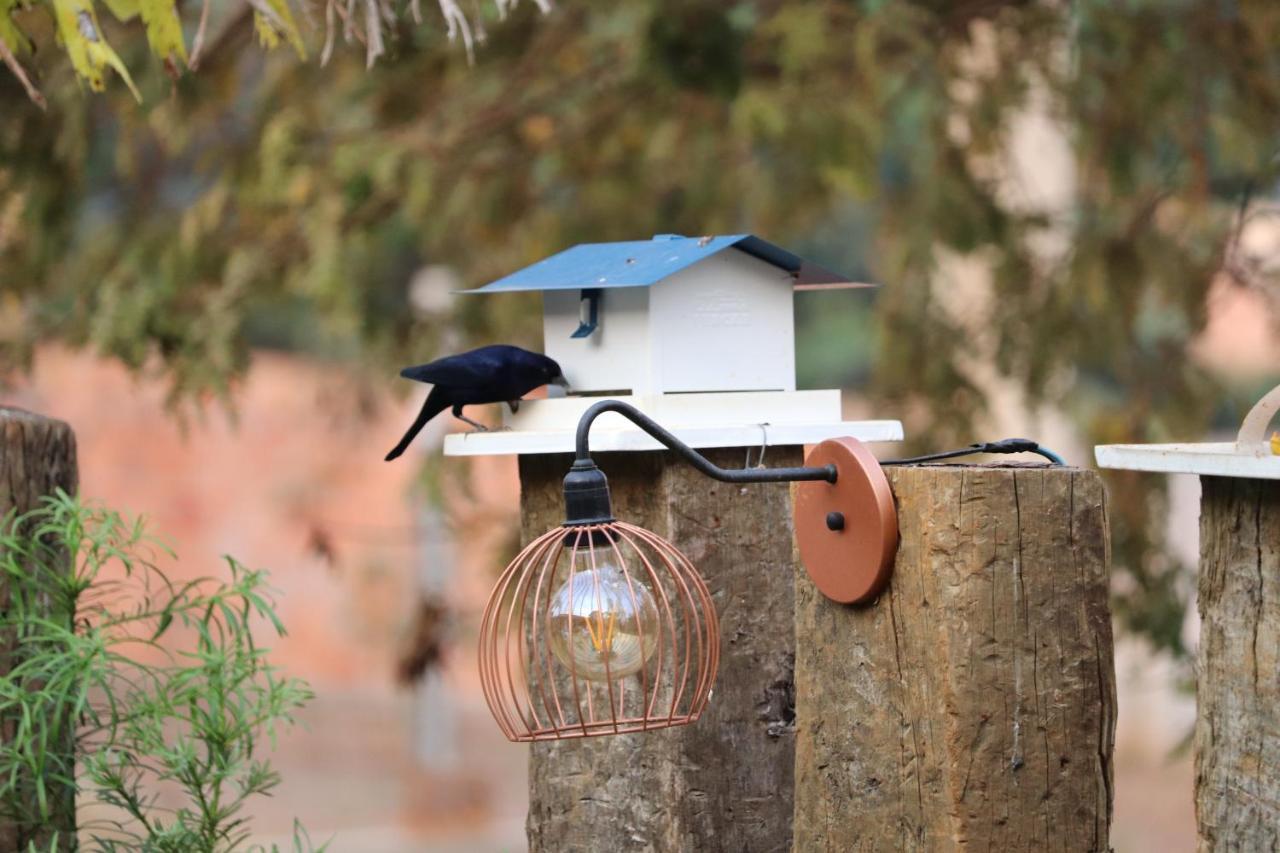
[2,0,1279,659]
[0,492,320,851]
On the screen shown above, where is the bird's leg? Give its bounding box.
[452,406,490,432]
[508,399,521,414]
[457,414,490,432]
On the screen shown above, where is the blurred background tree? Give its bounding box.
[2,0,1279,664]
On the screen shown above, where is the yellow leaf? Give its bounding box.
[253,0,305,59]
[101,0,137,18]
[254,13,279,50]
[1271,432,1279,456]
[87,32,142,99]
[52,0,141,100]
[0,0,27,55]
[104,0,187,66]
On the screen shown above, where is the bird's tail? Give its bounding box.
[385,390,449,461]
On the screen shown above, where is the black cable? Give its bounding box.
[883,438,1065,467]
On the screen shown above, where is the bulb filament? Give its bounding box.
[584,610,617,657]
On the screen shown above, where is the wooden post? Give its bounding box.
[1196,476,1280,850]
[521,448,800,853]
[794,464,1116,851]
[0,407,78,851]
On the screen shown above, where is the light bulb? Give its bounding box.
[547,553,660,682]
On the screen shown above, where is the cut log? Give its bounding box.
[794,464,1115,851]
[521,448,799,853]
[0,407,78,852]
[1196,476,1280,851]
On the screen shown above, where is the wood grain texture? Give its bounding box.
[794,464,1115,852]
[522,448,800,853]
[1196,477,1280,852]
[0,407,78,851]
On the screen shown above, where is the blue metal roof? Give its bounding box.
[463,234,864,294]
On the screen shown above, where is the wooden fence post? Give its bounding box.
[1196,476,1280,850]
[794,464,1116,851]
[0,407,79,851]
[521,448,800,853]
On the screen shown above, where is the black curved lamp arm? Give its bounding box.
[574,400,838,484]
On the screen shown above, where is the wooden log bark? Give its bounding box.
[794,464,1115,851]
[522,448,800,853]
[1196,476,1280,851]
[0,407,78,851]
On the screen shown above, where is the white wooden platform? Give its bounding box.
[444,420,903,457]
[1095,443,1280,480]
[442,390,903,457]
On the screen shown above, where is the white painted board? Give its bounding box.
[444,420,904,457]
[1095,443,1280,480]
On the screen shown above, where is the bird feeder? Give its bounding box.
[447,234,902,453]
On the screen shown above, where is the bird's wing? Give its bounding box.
[399,347,508,386]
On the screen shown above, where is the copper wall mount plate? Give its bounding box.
[794,437,898,604]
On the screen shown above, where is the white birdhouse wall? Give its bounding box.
[543,287,653,394]
[541,248,797,395]
[650,250,795,393]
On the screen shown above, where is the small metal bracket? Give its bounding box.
[570,288,601,339]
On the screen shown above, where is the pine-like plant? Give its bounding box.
[0,491,321,852]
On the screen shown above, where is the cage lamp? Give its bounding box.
[478,398,904,743]
[478,400,1065,742]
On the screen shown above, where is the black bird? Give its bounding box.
[385,345,569,461]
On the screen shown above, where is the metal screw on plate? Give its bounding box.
[826,511,845,531]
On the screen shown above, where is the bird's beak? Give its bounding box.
[551,374,571,391]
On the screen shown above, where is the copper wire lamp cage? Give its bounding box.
[479,519,719,742]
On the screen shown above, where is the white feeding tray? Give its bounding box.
[443,390,903,457]
[1095,383,1280,480]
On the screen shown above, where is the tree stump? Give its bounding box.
[794,464,1115,851]
[521,448,799,853]
[0,407,78,851]
[1196,476,1280,851]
